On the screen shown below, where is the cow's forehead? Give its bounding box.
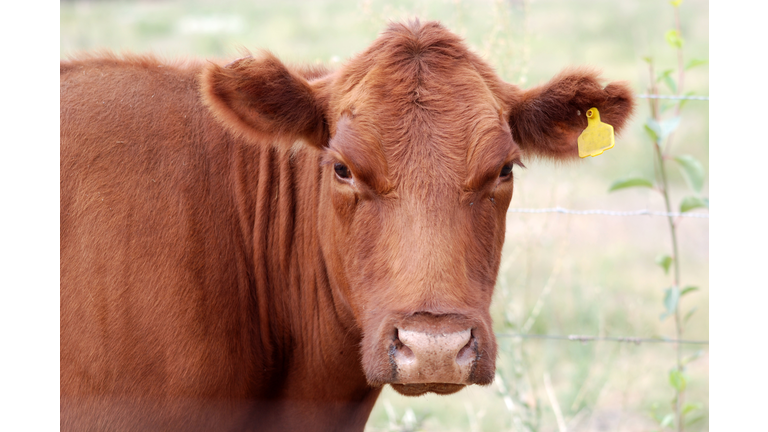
[332,22,505,122]
[327,22,514,190]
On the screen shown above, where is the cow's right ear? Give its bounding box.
[200,52,329,148]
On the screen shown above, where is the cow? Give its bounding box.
[61,20,634,432]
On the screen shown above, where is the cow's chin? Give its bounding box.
[390,383,466,396]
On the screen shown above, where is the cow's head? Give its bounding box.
[201,21,633,396]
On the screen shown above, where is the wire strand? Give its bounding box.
[508,207,709,218]
[495,333,708,345]
[635,94,709,100]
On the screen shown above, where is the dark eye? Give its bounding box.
[499,163,514,178]
[334,162,351,180]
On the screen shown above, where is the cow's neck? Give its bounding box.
[230,140,380,428]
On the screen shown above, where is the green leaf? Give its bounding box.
[682,403,702,420]
[660,117,681,137]
[608,177,655,192]
[644,124,660,142]
[678,91,697,110]
[663,76,677,94]
[685,413,706,427]
[675,155,705,193]
[660,286,680,321]
[660,100,677,114]
[645,118,663,141]
[648,404,664,423]
[665,29,684,49]
[669,0,683,6]
[656,254,673,275]
[680,196,709,213]
[656,69,673,83]
[669,369,687,391]
[657,69,677,94]
[680,286,698,296]
[683,306,698,324]
[685,58,708,70]
[642,56,653,64]
[660,413,675,428]
[646,117,680,142]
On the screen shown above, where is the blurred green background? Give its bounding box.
[61,1,709,430]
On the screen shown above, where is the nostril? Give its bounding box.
[393,329,416,363]
[396,344,415,363]
[455,334,476,365]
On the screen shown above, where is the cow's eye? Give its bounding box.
[499,162,514,178]
[334,162,351,180]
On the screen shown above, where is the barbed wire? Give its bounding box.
[495,333,709,345]
[502,94,712,348]
[507,207,708,218]
[635,94,709,100]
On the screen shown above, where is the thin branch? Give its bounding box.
[544,373,568,432]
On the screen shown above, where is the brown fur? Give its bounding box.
[61,20,634,432]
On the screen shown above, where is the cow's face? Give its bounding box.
[315,42,524,394]
[201,21,633,396]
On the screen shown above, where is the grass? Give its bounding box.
[61,1,709,430]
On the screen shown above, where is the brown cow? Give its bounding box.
[61,20,633,431]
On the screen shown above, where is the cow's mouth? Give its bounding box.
[390,383,466,396]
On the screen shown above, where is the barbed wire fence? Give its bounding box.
[496,94,711,353]
[479,95,711,431]
[380,93,710,432]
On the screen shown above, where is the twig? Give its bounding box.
[544,372,568,432]
[520,236,568,334]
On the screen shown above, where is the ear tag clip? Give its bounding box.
[578,107,615,158]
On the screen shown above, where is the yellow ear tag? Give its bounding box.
[578,107,615,158]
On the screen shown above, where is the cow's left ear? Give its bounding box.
[506,68,635,159]
[200,52,329,148]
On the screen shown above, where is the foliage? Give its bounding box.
[608,1,708,430]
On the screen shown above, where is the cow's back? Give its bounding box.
[60,56,267,431]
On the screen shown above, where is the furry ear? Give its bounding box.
[507,68,635,159]
[200,52,329,147]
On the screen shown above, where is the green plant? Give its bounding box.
[380,400,431,432]
[607,1,707,431]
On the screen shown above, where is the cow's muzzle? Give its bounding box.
[362,311,496,396]
[392,327,475,384]
[362,312,495,396]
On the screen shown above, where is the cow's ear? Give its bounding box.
[507,68,634,159]
[200,52,329,148]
